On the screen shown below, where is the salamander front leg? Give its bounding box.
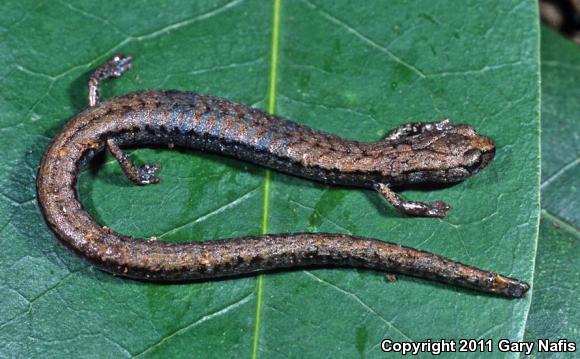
[374,183,450,218]
[88,54,133,107]
[106,139,160,185]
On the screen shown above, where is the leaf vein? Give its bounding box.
[131,293,253,358]
[541,210,580,238]
[158,186,260,239]
[58,0,128,37]
[303,271,414,342]
[540,156,579,190]
[299,0,426,78]
[288,198,352,234]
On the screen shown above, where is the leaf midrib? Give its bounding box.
[251,0,281,358]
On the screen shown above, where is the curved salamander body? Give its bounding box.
[36,55,528,298]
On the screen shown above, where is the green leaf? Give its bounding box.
[523,27,580,357]
[0,1,540,358]
[539,28,580,227]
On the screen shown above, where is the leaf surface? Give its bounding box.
[0,1,540,357]
[522,27,580,358]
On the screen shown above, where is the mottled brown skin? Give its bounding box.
[36,55,529,298]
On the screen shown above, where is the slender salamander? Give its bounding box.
[36,55,529,298]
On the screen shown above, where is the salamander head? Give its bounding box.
[385,119,496,184]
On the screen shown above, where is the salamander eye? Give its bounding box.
[463,149,483,172]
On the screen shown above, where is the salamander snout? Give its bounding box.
[400,122,496,184]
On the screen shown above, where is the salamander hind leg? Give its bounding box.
[374,183,450,218]
[106,139,160,185]
[88,54,133,107]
